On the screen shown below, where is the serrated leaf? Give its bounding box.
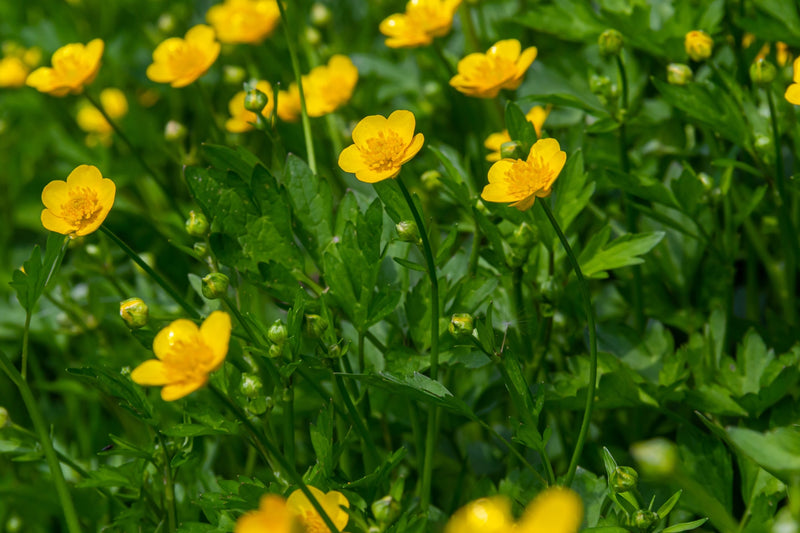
[580,232,665,278]
[201,143,262,182]
[505,101,537,153]
[283,154,333,263]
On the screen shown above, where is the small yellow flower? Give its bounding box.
[225,80,275,132]
[338,109,425,183]
[444,497,514,533]
[76,88,129,145]
[41,165,115,236]
[26,39,104,96]
[379,0,462,49]
[485,105,550,162]
[206,0,280,44]
[0,56,29,88]
[517,487,584,533]
[277,55,358,121]
[776,42,791,67]
[685,30,713,62]
[131,311,231,401]
[786,57,800,105]
[235,494,297,533]
[481,137,566,211]
[287,486,349,533]
[146,25,220,88]
[450,39,537,98]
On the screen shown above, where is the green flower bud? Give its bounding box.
[223,65,246,85]
[449,313,474,337]
[633,509,659,529]
[631,438,678,478]
[396,220,420,243]
[667,63,693,85]
[268,343,283,359]
[421,170,442,191]
[750,59,777,85]
[0,407,9,428]
[589,74,613,96]
[157,13,176,34]
[248,396,269,415]
[305,27,322,46]
[611,466,639,493]
[268,320,289,345]
[305,314,329,338]
[310,3,332,27]
[185,210,209,237]
[193,241,209,257]
[697,172,713,192]
[244,88,269,114]
[201,272,229,299]
[509,222,538,249]
[164,120,187,142]
[371,495,401,525]
[240,373,263,398]
[325,344,342,359]
[598,29,623,57]
[500,140,523,159]
[119,298,149,329]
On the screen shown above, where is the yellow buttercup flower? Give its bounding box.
[277,55,358,121]
[131,311,231,401]
[225,80,274,132]
[444,497,514,533]
[338,109,425,183]
[206,0,280,44]
[685,30,713,62]
[0,56,29,88]
[26,39,104,96]
[287,486,349,533]
[235,494,297,533]
[380,0,462,48]
[481,137,566,211]
[76,88,129,146]
[485,105,550,162]
[40,165,115,236]
[146,25,220,88]
[450,39,537,98]
[776,42,791,67]
[786,57,800,105]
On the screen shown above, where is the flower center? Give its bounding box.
[161,335,216,381]
[166,42,205,76]
[300,511,328,533]
[362,130,406,172]
[471,55,516,84]
[503,155,553,198]
[61,186,102,229]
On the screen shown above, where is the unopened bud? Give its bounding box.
[611,466,639,493]
[201,273,229,299]
[325,344,342,359]
[268,344,283,359]
[267,320,288,345]
[421,170,442,191]
[305,314,328,338]
[164,120,187,142]
[631,438,678,478]
[598,29,623,57]
[449,313,474,337]
[750,58,777,85]
[0,407,9,428]
[244,88,269,114]
[305,27,322,46]
[223,65,246,85]
[193,241,209,257]
[697,172,713,191]
[685,30,713,62]
[633,509,659,529]
[509,222,538,249]
[157,13,176,34]
[185,210,209,237]
[589,74,613,98]
[667,63,693,85]
[240,373,263,398]
[119,298,149,329]
[371,495,401,524]
[396,220,420,243]
[500,140,523,159]
[310,3,332,27]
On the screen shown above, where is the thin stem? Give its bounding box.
[333,372,380,470]
[155,432,177,533]
[537,200,597,488]
[207,384,341,533]
[195,82,224,142]
[100,226,200,319]
[21,311,31,380]
[277,0,316,174]
[283,382,296,468]
[0,349,82,533]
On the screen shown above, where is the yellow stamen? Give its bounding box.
[363,130,406,172]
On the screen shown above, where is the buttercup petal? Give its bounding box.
[67,164,104,188]
[352,115,388,148]
[516,46,538,74]
[529,138,562,163]
[398,132,425,166]
[41,180,70,211]
[200,311,232,367]
[130,359,170,386]
[387,109,417,145]
[186,24,217,45]
[356,166,401,183]
[517,487,583,533]
[41,209,74,234]
[153,319,201,360]
[793,57,800,83]
[486,159,514,184]
[489,39,522,60]
[786,83,800,105]
[338,144,366,174]
[510,195,536,211]
[161,378,206,401]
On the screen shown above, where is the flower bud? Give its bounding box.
[157,13,176,34]
[633,509,659,529]
[755,134,773,163]
[310,3,332,27]
[185,210,209,237]
[0,406,9,428]
[598,29,623,57]
[248,396,269,415]
[396,220,420,243]
[697,172,713,192]
[750,58,777,85]
[119,298,149,329]
[631,438,678,478]
[193,241,209,257]
[267,320,289,345]
[589,74,613,97]
[325,344,342,359]
[611,466,639,493]
[223,65,246,85]
[667,63,693,85]
[509,222,538,249]
[305,27,322,47]
[244,88,269,114]
[240,373,263,398]
[421,170,442,191]
[685,30,713,62]
[201,273,229,299]
[500,140,523,159]
[371,495,401,524]
[449,313,474,337]
[268,343,283,359]
[305,314,329,338]
[164,120,187,142]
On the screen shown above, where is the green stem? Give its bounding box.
[100,226,200,319]
[208,384,340,533]
[283,382,296,468]
[21,311,31,381]
[156,432,177,533]
[333,372,380,470]
[537,201,598,488]
[277,0,316,174]
[0,349,82,533]
[396,178,440,512]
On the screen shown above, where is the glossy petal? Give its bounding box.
[41,180,70,211]
[161,378,206,401]
[529,138,562,163]
[130,360,170,385]
[356,166,401,183]
[40,209,74,234]
[445,497,513,533]
[235,495,293,533]
[387,110,417,145]
[352,114,389,148]
[485,159,514,185]
[338,144,365,174]
[793,57,800,83]
[489,39,521,60]
[517,487,583,533]
[786,83,800,105]
[516,46,538,74]
[200,310,231,369]
[186,24,217,45]
[398,132,425,166]
[153,319,201,360]
[67,164,103,187]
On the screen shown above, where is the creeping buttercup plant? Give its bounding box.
[3,1,800,532]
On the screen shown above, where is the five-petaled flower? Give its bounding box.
[380,0,462,49]
[146,25,220,88]
[41,164,115,236]
[131,311,231,401]
[685,30,713,62]
[26,39,104,96]
[445,487,583,533]
[338,109,424,183]
[481,137,566,211]
[450,39,537,98]
[234,494,296,533]
[287,486,350,533]
[206,0,280,44]
[785,57,800,105]
[225,80,275,132]
[277,55,358,121]
[485,105,550,162]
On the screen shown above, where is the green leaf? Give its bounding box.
[310,403,334,477]
[517,0,607,42]
[580,232,665,278]
[9,233,67,313]
[201,143,262,182]
[505,101,537,153]
[726,426,800,482]
[428,144,472,207]
[657,489,683,518]
[393,257,428,272]
[66,366,155,423]
[554,150,594,231]
[662,518,709,532]
[184,166,257,238]
[283,154,333,263]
